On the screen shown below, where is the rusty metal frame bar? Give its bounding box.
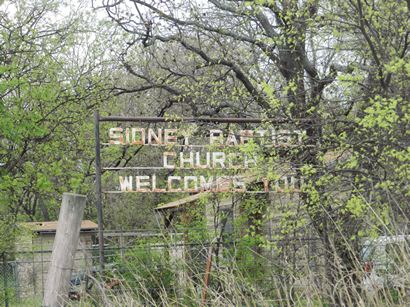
[102,190,300,194]
[104,166,257,170]
[94,111,105,277]
[100,143,310,148]
[98,116,300,123]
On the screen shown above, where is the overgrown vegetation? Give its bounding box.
[0,0,409,305]
[62,224,409,306]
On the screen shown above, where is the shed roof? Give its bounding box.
[155,192,209,211]
[155,174,256,212]
[22,220,98,233]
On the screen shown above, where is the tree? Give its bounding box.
[0,0,114,255]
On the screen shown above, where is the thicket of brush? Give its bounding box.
[71,221,409,306]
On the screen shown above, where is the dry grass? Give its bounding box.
[66,233,409,307]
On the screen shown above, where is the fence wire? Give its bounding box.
[1,228,409,306]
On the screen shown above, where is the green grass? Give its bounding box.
[8,296,42,307]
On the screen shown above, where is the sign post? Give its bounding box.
[94,110,105,276]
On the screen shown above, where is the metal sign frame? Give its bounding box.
[93,110,301,274]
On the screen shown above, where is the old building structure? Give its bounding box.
[15,220,97,297]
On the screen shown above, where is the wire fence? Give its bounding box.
[0,227,312,305]
[0,228,409,306]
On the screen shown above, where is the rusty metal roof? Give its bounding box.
[155,192,209,211]
[155,174,256,211]
[22,220,98,233]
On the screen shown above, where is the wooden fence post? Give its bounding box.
[42,193,86,307]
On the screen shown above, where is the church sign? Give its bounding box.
[93,112,306,273]
[106,126,304,193]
